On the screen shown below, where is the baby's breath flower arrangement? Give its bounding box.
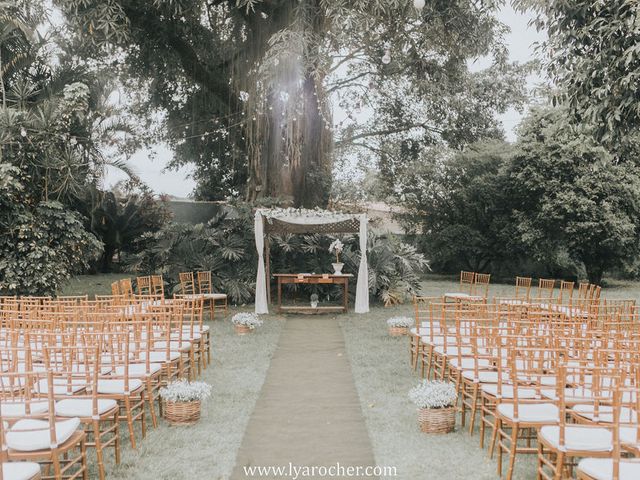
[409,380,457,434]
[160,380,212,403]
[231,312,263,329]
[160,380,212,425]
[386,316,413,328]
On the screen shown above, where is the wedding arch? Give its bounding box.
[254,208,369,315]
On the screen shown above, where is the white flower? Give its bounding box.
[159,380,212,403]
[408,381,457,409]
[386,316,413,328]
[239,91,250,102]
[231,312,263,329]
[329,239,344,255]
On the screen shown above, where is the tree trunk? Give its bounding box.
[585,263,604,285]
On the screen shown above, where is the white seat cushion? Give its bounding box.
[97,378,143,394]
[619,426,640,446]
[444,292,470,298]
[541,388,593,403]
[202,293,226,300]
[138,351,180,362]
[0,401,48,418]
[434,345,473,356]
[7,418,80,452]
[572,404,637,423]
[2,461,41,480]
[448,358,490,370]
[115,363,162,378]
[462,370,500,383]
[481,384,538,399]
[578,458,640,480]
[35,379,86,396]
[55,399,118,417]
[539,425,612,452]
[153,341,192,352]
[497,403,559,423]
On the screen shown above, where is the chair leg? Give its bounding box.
[489,417,500,459]
[93,420,106,480]
[124,396,136,449]
[506,425,519,480]
[468,384,479,434]
[146,377,158,428]
[114,411,121,465]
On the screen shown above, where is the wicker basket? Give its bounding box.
[164,400,201,426]
[389,326,408,337]
[418,406,455,434]
[234,324,252,335]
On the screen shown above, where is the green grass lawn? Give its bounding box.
[58,273,132,297]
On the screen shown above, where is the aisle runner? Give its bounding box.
[231,318,378,479]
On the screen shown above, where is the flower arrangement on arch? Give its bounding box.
[231,312,263,329]
[409,380,457,409]
[329,239,344,263]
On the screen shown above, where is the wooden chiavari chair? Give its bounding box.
[0,407,41,480]
[514,276,532,302]
[178,272,196,296]
[4,370,88,480]
[410,296,442,371]
[196,270,228,319]
[535,279,556,304]
[136,276,152,296]
[150,275,164,297]
[444,271,475,302]
[472,273,491,299]
[117,279,133,300]
[557,280,574,305]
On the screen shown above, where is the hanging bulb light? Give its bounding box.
[381,50,391,65]
[414,0,425,11]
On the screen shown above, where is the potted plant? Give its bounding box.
[160,380,212,426]
[310,293,319,308]
[329,239,344,274]
[231,312,263,335]
[409,380,457,434]
[386,316,413,336]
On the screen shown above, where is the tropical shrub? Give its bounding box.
[0,165,102,295]
[126,203,429,305]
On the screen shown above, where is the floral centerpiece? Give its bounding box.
[160,380,212,426]
[329,239,344,274]
[231,312,263,335]
[409,380,457,434]
[386,316,413,336]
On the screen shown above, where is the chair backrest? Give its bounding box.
[179,272,196,295]
[557,280,574,305]
[118,278,133,299]
[514,276,532,301]
[536,278,555,302]
[460,271,475,294]
[150,275,164,297]
[473,273,490,297]
[196,271,213,294]
[111,281,120,296]
[137,276,152,295]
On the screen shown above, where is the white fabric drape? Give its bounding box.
[355,214,369,313]
[254,212,269,314]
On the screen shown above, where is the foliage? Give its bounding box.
[231,312,263,329]
[159,380,212,403]
[517,0,640,145]
[507,107,640,285]
[127,202,428,304]
[54,0,526,206]
[408,380,457,409]
[0,168,102,295]
[395,141,515,273]
[75,183,171,272]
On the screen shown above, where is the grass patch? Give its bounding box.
[58,273,131,297]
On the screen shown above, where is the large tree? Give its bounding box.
[54,0,525,206]
[508,107,640,284]
[517,0,640,145]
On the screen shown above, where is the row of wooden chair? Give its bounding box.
[410,287,640,480]
[0,294,211,480]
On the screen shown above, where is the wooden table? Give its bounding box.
[273,273,353,314]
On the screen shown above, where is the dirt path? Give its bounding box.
[231,317,377,479]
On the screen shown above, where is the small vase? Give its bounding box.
[164,400,201,426]
[332,262,344,275]
[310,300,318,308]
[234,324,252,335]
[389,326,408,337]
[418,406,456,434]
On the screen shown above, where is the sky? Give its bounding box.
[104,4,546,198]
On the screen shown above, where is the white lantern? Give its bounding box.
[414,0,425,11]
[381,50,391,65]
